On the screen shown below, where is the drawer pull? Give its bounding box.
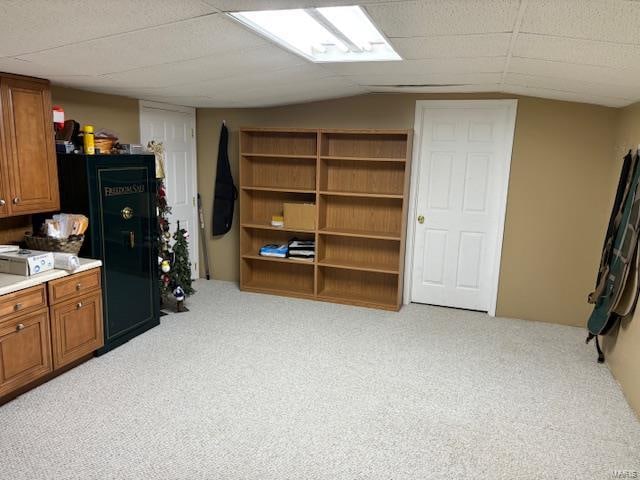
[76,283,82,291]
[76,302,83,309]
[14,303,22,311]
[16,323,25,331]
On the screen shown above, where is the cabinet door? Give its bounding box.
[0,76,59,214]
[0,84,10,217]
[50,291,103,369]
[0,308,52,397]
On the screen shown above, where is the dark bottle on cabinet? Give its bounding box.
[52,154,160,354]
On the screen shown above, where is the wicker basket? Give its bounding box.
[94,137,116,154]
[24,234,84,254]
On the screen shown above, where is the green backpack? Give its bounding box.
[587,151,640,362]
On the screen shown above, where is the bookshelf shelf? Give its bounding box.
[239,128,412,311]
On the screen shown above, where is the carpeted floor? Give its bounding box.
[1,280,638,480]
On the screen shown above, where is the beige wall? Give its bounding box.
[197,93,619,327]
[604,101,640,417]
[51,86,140,144]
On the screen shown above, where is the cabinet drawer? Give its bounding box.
[0,308,52,397]
[50,290,103,369]
[0,284,47,321]
[48,268,101,305]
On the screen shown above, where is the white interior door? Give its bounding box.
[408,100,517,312]
[139,101,199,279]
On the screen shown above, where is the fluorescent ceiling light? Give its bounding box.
[229,6,401,63]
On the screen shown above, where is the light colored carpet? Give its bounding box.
[1,280,639,480]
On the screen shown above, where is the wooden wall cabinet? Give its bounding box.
[239,128,412,311]
[0,73,60,216]
[0,267,104,402]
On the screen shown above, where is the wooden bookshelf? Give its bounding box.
[239,128,412,310]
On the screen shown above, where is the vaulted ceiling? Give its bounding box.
[1,0,639,108]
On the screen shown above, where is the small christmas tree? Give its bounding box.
[148,140,173,303]
[171,221,195,297]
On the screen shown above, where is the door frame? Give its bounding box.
[138,100,199,278]
[403,99,518,316]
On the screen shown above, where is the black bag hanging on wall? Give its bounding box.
[212,122,237,235]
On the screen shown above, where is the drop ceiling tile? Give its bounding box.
[142,64,335,98]
[0,0,216,57]
[513,34,640,70]
[346,72,503,87]
[17,15,267,76]
[366,0,521,37]
[502,84,632,108]
[369,83,501,93]
[99,45,307,89]
[0,57,75,78]
[504,73,640,101]
[520,0,640,44]
[322,57,506,77]
[205,0,406,11]
[391,33,511,60]
[508,57,640,88]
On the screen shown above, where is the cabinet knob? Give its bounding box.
[16,323,25,331]
[417,215,425,224]
[0,199,5,206]
[76,283,82,291]
[14,303,22,311]
[12,197,20,205]
[76,302,83,309]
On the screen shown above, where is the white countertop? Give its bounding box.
[0,258,102,296]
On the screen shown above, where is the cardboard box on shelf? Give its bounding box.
[283,203,316,230]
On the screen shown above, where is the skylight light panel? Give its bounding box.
[229,6,401,63]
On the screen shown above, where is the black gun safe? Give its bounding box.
[54,154,160,354]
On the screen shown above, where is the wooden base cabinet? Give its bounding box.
[50,291,103,369]
[0,267,104,403]
[0,308,52,397]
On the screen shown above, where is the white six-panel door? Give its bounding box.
[139,101,199,279]
[407,100,517,312]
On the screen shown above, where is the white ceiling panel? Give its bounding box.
[345,72,503,87]
[513,34,640,70]
[502,84,631,108]
[17,15,266,76]
[369,84,501,93]
[323,57,506,77]
[509,57,640,88]
[137,65,336,98]
[99,45,306,89]
[521,0,640,44]
[366,0,521,37]
[0,57,75,78]
[229,78,366,107]
[0,0,216,57]
[391,33,511,60]
[505,73,640,102]
[204,0,407,11]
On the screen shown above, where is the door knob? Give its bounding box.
[417,215,425,224]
